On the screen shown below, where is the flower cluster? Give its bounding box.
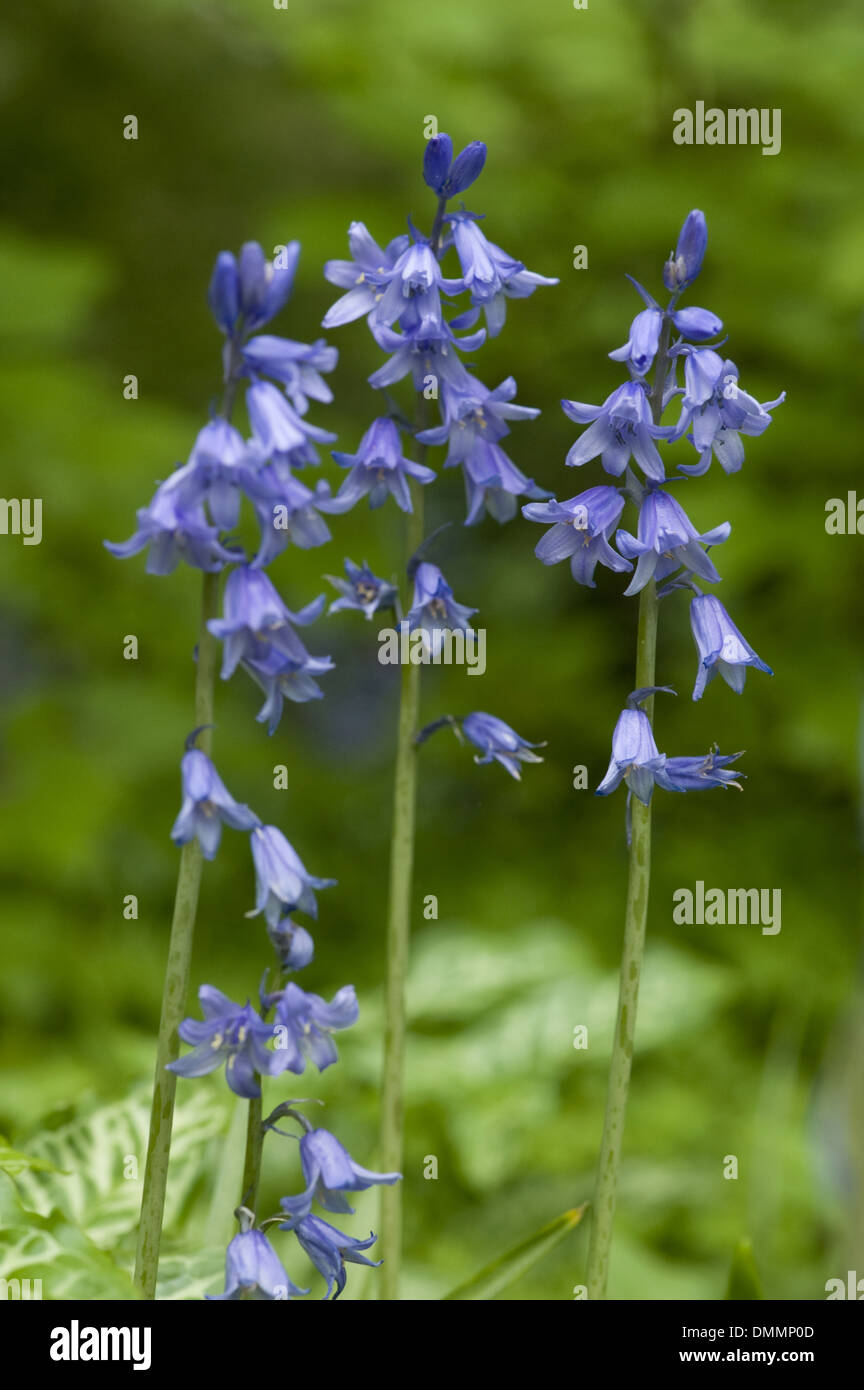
[107,244,398,1300]
[167,750,343,1087]
[524,210,780,806]
[322,132,557,526]
[106,241,340,732]
[323,132,549,777]
[211,1114,402,1304]
[167,738,396,1298]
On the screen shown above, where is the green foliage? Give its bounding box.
[0,1183,137,1301]
[0,1138,60,1179]
[442,1205,587,1300]
[726,1238,764,1301]
[0,0,860,1300]
[0,1088,231,1299]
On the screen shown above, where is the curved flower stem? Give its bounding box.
[133,567,221,1298]
[378,479,425,1301]
[240,1095,265,1216]
[585,320,672,1300]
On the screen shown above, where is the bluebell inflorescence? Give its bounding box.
[107,238,401,1300]
[321,132,556,527]
[321,132,550,778]
[524,209,781,815]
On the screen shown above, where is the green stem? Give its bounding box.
[378,481,425,1301]
[133,567,221,1298]
[240,1095,264,1216]
[585,316,672,1299]
[585,580,657,1300]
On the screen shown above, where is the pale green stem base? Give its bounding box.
[378,486,425,1301]
[133,568,221,1298]
[585,581,658,1300]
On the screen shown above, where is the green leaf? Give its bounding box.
[441,1204,587,1300]
[725,1237,764,1300]
[156,1245,227,1301]
[10,1082,231,1248]
[0,1136,62,1179]
[0,1177,137,1301]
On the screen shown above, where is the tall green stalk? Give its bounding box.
[585,581,657,1299]
[378,482,425,1301]
[585,322,672,1299]
[133,567,221,1298]
[240,1094,264,1216]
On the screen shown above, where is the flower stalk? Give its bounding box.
[134,567,220,1299]
[378,482,425,1300]
[240,1094,265,1215]
[320,132,556,1299]
[539,212,782,1297]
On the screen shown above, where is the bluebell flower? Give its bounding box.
[208,565,327,680]
[105,464,239,575]
[325,559,397,620]
[208,241,300,336]
[207,1229,307,1301]
[671,306,723,341]
[608,306,663,377]
[663,209,708,292]
[270,981,358,1074]
[423,133,487,197]
[443,140,487,195]
[522,486,631,587]
[322,222,410,329]
[562,381,668,482]
[616,487,731,595]
[329,417,436,513]
[245,464,340,567]
[689,593,772,700]
[367,306,486,391]
[372,234,464,329]
[672,350,785,476]
[249,825,335,924]
[458,439,543,524]
[170,748,260,859]
[241,335,338,414]
[245,380,337,460]
[187,419,258,531]
[279,1128,400,1220]
[659,749,745,792]
[461,712,544,780]
[416,372,539,459]
[208,252,241,336]
[267,918,315,972]
[595,706,668,806]
[242,642,335,730]
[406,562,477,647]
[609,303,723,377]
[238,240,300,333]
[414,372,542,522]
[447,213,558,336]
[167,986,275,1099]
[279,1213,380,1301]
[423,132,454,193]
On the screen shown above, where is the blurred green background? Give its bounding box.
[1,0,863,1300]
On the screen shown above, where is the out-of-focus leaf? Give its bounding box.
[441,1204,587,1300]
[156,1245,227,1301]
[0,1177,137,1301]
[11,1084,231,1247]
[0,1136,61,1178]
[725,1237,764,1300]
